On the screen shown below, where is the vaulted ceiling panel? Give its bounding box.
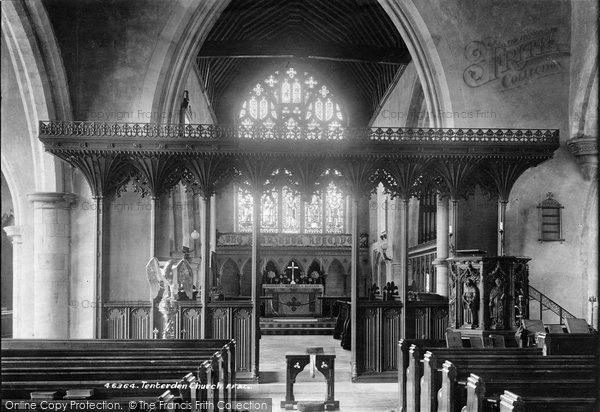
[197,0,410,126]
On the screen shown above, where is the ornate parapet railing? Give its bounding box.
[38,121,559,159]
[216,232,368,248]
[104,300,202,339]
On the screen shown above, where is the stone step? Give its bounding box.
[260,318,336,335]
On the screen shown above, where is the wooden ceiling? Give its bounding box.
[197,0,410,126]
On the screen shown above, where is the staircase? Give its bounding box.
[260,317,336,335]
[528,285,578,326]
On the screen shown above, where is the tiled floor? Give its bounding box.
[237,335,398,412]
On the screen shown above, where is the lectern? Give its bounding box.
[447,256,530,343]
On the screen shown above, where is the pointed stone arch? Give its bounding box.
[378,0,455,127]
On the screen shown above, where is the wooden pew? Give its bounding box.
[402,346,542,411]
[397,339,446,412]
[432,355,594,410]
[535,332,598,355]
[499,390,597,412]
[1,339,235,409]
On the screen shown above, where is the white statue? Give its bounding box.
[146,257,194,338]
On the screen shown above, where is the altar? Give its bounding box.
[262,284,323,317]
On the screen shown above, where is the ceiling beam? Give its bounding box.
[198,40,410,64]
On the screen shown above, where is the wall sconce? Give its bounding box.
[380,232,392,261]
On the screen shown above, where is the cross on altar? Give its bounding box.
[287,262,299,284]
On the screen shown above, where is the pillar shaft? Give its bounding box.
[28,192,76,338]
[200,196,211,339]
[251,190,261,379]
[3,225,26,338]
[497,200,507,256]
[449,199,459,256]
[434,194,449,297]
[350,197,359,380]
[94,197,105,338]
[149,197,157,258]
[397,198,409,339]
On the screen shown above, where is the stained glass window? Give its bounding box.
[325,183,345,233]
[236,183,345,234]
[237,187,253,232]
[238,67,346,137]
[282,186,300,233]
[261,190,279,233]
[305,192,323,233]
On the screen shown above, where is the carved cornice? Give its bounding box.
[216,232,369,248]
[39,121,559,160]
[567,134,598,181]
[38,122,561,202]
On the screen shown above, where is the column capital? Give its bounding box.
[27,192,77,209]
[567,134,598,181]
[3,224,23,244]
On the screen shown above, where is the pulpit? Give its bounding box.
[262,284,323,317]
[447,255,530,342]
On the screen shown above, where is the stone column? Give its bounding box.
[350,196,359,380]
[448,199,459,256]
[28,192,76,338]
[251,189,261,379]
[3,225,27,338]
[497,200,508,256]
[200,196,211,339]
[397,198,409,339]
[149,196,157,258]
[433,194,449,297]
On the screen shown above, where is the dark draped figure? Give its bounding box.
[489,277,508,330]
[462,279,480,327]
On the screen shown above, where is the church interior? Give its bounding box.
[1,0,598,411]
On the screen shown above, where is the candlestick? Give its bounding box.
[448,225,453,235]
[499,222,504,231]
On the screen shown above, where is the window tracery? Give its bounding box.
[235,183,346,234]
[238,67,346,137]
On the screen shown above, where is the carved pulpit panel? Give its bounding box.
[448,256,530,332]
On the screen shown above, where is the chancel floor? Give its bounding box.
[237,335,397,412]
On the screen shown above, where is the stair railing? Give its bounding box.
[528,285,576,325]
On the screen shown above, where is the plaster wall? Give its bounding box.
[68,172,96,337]
[382,0,593,317]
[42,0,177,122]
[216,185,235,233]
[42,0,226,123]
[106,185,152,301]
